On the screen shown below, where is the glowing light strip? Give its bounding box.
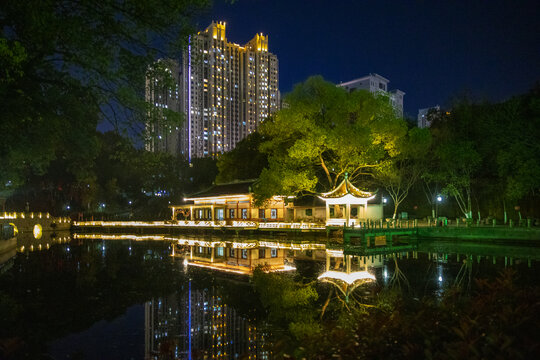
[73,220,324,229]
[185,261,296,274]
[258,241,326,250]
[185,194,251,202]
[318,271,376,285]
[318,193,376,205]
[74,234,166,241]
[326,249,344,257]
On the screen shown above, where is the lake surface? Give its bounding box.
[0,231,538,359]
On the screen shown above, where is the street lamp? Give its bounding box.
[436,195,442,219]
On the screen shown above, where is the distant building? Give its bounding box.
[180,21,280,160]
[338,73,405,117]
[145,59,181,153]
[417,105,440,128]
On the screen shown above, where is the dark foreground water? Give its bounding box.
[0,232,538,359]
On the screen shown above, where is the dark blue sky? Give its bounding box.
[199,0,539,118]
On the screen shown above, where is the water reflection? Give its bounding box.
[0,232,537,359]
[145,284,266,359]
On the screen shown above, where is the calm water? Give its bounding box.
[0,231,538,359]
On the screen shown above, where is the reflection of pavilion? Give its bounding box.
[145,284,265,359]
[319,249,378,303]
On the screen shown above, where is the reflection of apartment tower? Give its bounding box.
[417,105,440,128]
[180,21,279,160]
[145,283,265,359]
[145,59,182,153]
[338,73,405,117]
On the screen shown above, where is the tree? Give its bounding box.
[0,0,209,191]
[375,127,431,219]
[216,132,268,183]
[427,103,481,220]
[255,76,407,204]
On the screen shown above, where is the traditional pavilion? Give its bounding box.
[170,180,288,223]
[318,174,378,227]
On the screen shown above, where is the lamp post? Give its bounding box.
[435,195,442,219]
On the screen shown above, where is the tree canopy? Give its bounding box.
[0,0,209,192]
[254,76,407,203]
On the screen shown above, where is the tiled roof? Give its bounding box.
[187,180,256,199]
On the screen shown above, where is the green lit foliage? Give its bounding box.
[427,103,482,219]
[494,88,540,202]
[252,267,320,353]
[375,127,432,219]
[254,76,407,204]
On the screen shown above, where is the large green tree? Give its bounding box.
[0,0,208,191]
[216,132,268,183]
[254,76,407,203]
[375,127,431,219]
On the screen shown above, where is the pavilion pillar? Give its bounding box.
[325,203,330,222]
[171,207,175,220]
[189,206,193,220]
[346,203,351,227]
[210,205,214,221]
[326,252,330,272]
[211,246,215,263]
[365,203,368,221]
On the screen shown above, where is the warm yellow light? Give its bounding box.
[33,224,43,239]
[318,271,376,285]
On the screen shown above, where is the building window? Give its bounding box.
[259,248,266,259]
[305,209,313,216]
[259,209,265,219]
[241,249,248,259]
[229,209,235,219]
[271,248,277,258]
[217,247,224,257]
[216,208,224,220]
[330,208,335,217]
[270,209,277,219]
[229,248,235,257]
[241,209,248,219]
[351,207,358,217]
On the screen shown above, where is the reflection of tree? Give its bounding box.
[454,255,473,290]
[318,274,375,312]
[388,255,410,291]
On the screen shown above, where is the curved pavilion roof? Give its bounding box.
[319,174,375,200]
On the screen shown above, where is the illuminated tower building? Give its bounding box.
[145,59,182,153]
[180,21,279,160]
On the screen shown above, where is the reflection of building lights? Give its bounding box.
[33,224,42,239]
[384,270,388,278]
[318,271,376,285]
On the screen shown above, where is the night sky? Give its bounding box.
[199,0,540,118]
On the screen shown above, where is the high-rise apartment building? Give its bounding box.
[338,73,405,117]
[180,21,279,160]
[145,59,182,153]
